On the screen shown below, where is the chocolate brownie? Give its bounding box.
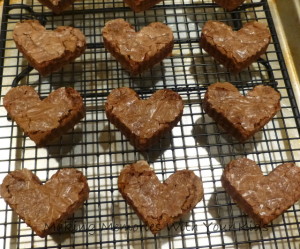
[3,86,85,146]
[105,87,184,150]
[0,168,89,237]
[13,20,86,76]
[214,0,245,11]
[38,0,76,14]
[221,158,300,226]
[102,19,174,75]
[118,161,204,234]
[124,0,163,12]
[202,82,281,142]
[200,20,271,73]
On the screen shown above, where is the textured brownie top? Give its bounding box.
[102,19,173,63]
[118,161,203,233]
[13,20,86,65]
[222,158,300,225]
[4,86,83,133]
[204,82,280,132]
[202,21,270,63]
[106,87,183,139]
[0,168,89,237]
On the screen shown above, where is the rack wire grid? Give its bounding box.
[0,0,300,248]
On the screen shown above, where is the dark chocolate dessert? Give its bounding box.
[124,0,163,12]
[4,86,85,146]
[202,82,281,142]
[105,87,184,150]
[0,168,89,237]
[118,160,203,233]
[200,21,271,73]
[102,19,174,75]
[214,0,245,11]
[38,0,76,14]
[222,158,300,226]
[13,20,86,76]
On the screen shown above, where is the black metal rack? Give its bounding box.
[0,0,300,248]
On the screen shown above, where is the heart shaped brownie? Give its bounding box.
[203,82,281,141]
[105,87,184,150]
[3,85,85,146]
[0,168,89,237]
[118,160,203,234]
[38,0,76,14]
[123,0,162,12]
[13,20,86,76]
[102,19,174,75]
[222,158,300,226]
[200,21,271,72]
[214,0,246,11]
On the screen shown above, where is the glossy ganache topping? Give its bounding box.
[102,18,173,62]
[222,158,300,225]
[201,20,270,62]
[118,160,204,233]
[0,168,89,237]
[203,82,281,133]
[13,20,86,65]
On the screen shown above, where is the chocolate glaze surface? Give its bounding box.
[0,168,89,237]
[203,82,281,141]
[222,158,300,226]
[105,87,183,150]
[4,86,85,146]
[118,160,203,233]
[13,20,86,75]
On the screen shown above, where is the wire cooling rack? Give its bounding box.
[1,0,300,248]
